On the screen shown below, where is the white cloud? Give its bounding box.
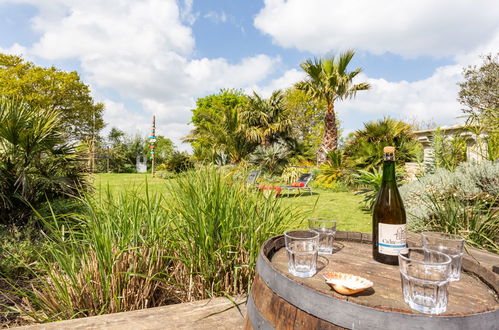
[254,0,499,58]
[338,65,463,127]
[246,68,305,97]
[0,43,28,57]
[15,0,279,149]
[204,11,228,24]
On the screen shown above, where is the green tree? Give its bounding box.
[283,87,326,161]
[343,117,420,170]
[185,89,253,163]
[0,53,105,141]
[458,53,499,160]
[296,50,370,164]
[0,98,87,224]
[145,135,174,166]
[241,90,293,147]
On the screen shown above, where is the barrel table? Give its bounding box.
[245,231,499,330]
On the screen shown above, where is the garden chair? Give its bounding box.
[279,173,313,197]
[246,170,261,186]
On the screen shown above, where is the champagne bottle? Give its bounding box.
[372,146,407,265]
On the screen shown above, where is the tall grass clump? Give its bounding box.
[165,166,297,300]
[15,187,175,322]
[12,167,299,323]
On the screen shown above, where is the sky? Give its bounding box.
[1,0,498,150]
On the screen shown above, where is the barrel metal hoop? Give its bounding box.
[246,292,273,330]
[256,252,499,330]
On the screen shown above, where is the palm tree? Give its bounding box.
[184,102,254,163]
[241,90,293,147]
[296,50,370,164]
[343,117,420,170]
[0,97,87,224]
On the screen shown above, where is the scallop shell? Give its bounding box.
[323,272,373,295]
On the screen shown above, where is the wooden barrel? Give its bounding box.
[244,231,499,330]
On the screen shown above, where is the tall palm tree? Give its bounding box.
[296,50,371,164]
[241,90,293,147]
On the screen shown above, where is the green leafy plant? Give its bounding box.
[354,167,383,211]
[249,142,291,175]
[343,117,421,170]
[412,194,498,253]
[10,167,299,322]
[165,151,195,173]
[0,98,88,225]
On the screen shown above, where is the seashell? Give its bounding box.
[323,272,373,295]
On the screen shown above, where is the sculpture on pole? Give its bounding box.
[149,115,156,177]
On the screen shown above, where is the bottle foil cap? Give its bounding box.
[384,146,395,153]
[383,146,395,160]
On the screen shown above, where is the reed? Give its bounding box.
[14,167,299,321]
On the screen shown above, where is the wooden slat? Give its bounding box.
[16,297,246,330]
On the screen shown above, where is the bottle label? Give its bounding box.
[378,223,408,256]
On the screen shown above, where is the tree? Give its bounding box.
[296,50,370,164]
[343,117,421,170]
[458,53,499,160]
[0,98,88,224]
[0,53,105,141]
[185,89,253,163]
[458,53,499,130]
[283,87,326,161]
[240,90,293,147]
[144,135,174,165]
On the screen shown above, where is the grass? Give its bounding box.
[93,173,371,233]
[12,168,297,321]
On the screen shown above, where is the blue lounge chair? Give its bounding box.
[280,173,313,196]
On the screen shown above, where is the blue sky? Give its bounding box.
[1,0,498,150]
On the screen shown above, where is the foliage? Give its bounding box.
[0,98,88,225]
[400,161,499,241]
[165,167,297,299]
[145,135,174,166]
[414,194,498,253]
[296,50,371,164]
[15,189,175,321]
[185,89,252,163]
[430,127,467,172]
[13,168,297,321]
[354,167,383,211]
[458,53,499,131]
[164,151,194,173]
[314,150,344,188]
[0,224,45,279]
[249,142,292,175]
[240,90,293,147]
[343,117,421,170]
[458,53,499,162]
[0,54,104,141]
[280,166,307,185]
[283,87,325,159]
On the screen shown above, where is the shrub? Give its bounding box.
[400,161,499,252]
[249,142,291,175]
[0,98,88,225]
[280,166,307,184]
[165,151,195,173]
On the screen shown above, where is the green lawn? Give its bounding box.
[91,173,371,233]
